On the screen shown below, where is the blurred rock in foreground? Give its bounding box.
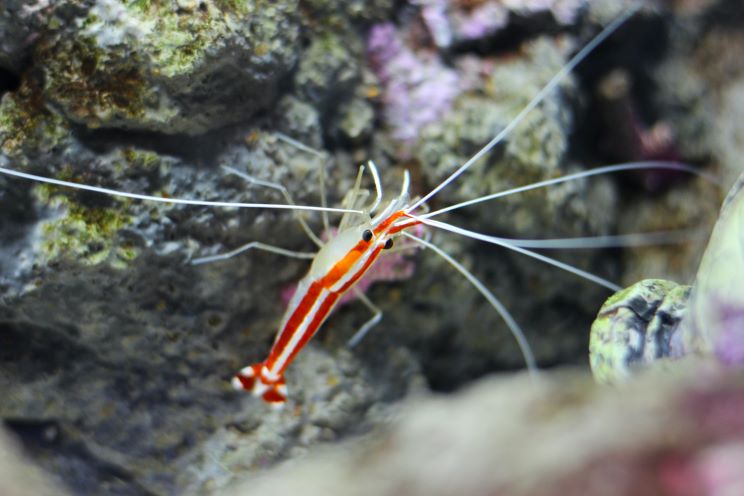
[0,426,68,496]
[227,367,744,496]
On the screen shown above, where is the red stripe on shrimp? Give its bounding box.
[281,292,341,371]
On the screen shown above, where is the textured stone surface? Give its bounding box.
[225,369,744,496]
[416,0,587,48]
[589,169,744,384]
[590,279,691,384]
[37,0,301,134]
[0,426,66,496]
[0,0,739,494]
[0,0,53,71]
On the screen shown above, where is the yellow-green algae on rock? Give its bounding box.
[0,80,143,268]
[0,80,70,158]
[33,171,137,268]
[590,279,691,384]
[36,0,300,134]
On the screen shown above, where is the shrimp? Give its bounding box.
[225,163,421,405]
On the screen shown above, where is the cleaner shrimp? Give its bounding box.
[0,2,718,410]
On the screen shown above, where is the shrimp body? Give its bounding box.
[232,183,417,405]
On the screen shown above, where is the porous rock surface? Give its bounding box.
[39,0,300,134]
[0,0,740,494]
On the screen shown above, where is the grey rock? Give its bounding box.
[37,0,301,135]
[333,95,375,146]
[299,0,394,29]
[0,0,55,71]
[294,32,361,108]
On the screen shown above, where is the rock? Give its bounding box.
[224,369,744,496]
[590,279,691,383]
[36,0,301,134]
[0,0,54,71]
[416,0,587,48]
[295,32,361,108]
[0,426,67,496]
[684,170,744,367]
[590,167,744,383]
[333,95,375,146]
[299,0,395,30]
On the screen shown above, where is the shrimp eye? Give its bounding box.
[384,239,394,250]
[362,229,373,242]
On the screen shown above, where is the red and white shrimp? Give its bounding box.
[224,164,421,404]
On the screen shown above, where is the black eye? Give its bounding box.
[362,229,373,242]
[384,239,394,250]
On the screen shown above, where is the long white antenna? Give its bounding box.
[494,229,702,250]
[422,161,720,219]
[407,3,642,213]
[413,215,622,292]
[0,166,362,214]
[403,232,537,373]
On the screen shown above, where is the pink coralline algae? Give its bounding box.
[367,22,460,143]
[367,1,586,145]
[713,304,744,367]
[414,0,586,47]
[660,443,744,496]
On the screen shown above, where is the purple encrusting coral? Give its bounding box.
[367,22,460,144]
[414,0,586,47]
[367,1,587,146]
[713,304,744,367]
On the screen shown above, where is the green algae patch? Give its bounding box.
[0,79,70,158]
[34,0,298,134]
[34,176,139,268]
[118,148,163,173]
[589,280,689,385]
[38,35,150,129]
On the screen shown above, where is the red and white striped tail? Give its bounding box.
[231,362,287,407]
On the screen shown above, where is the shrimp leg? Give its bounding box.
[190,242,315,265]
[221,165,324,247]
[191,161,327,265]
[347,289,383,348]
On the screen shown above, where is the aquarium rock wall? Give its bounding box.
[0,0,742,494]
